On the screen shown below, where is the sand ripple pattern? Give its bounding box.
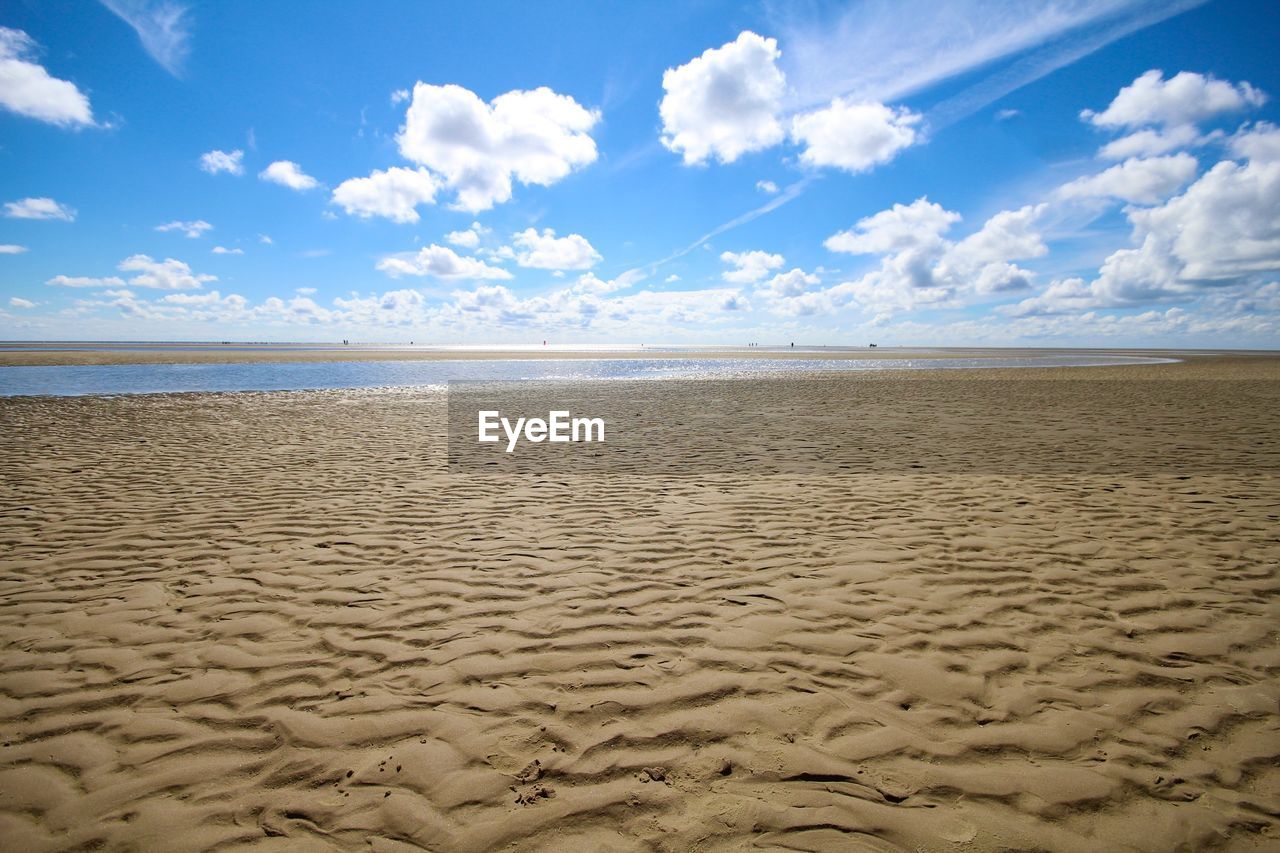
[0,375,1277,851]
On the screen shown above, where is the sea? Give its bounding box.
[0,344,1178,397]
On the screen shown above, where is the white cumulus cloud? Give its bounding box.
[1098,125,1204,160]
[446,222,488,248]
[375,244,512,280]
[1083,70,1265,165]
[47,256,215,292]
[757,268,819,300]
[824,198,958,255]
[1083,69,1266,130]
[396,83,599,212]
[47,274,126,288]
[571,269,644,295]
[1117,131,1280,288]
[720,249,785,283]
[511,228,601,270]
[117,254,216,289]
[331,167,437,223]
[259,160,319,191]
[156,219,213,238]
[4,197,76,221]
[790,98,920,173]
[1057,154,1199,205]
[161,289,246,309]
[0,27,94,127]
[1008,123,1280,316]
[824,199,1046,315]
[660,31,786,165]
[0,244,28,254]
[8,297,35,309]
[200,149,243,175]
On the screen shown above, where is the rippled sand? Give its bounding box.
[0,356,1276,851]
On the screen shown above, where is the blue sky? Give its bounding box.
[1,0,1278,345]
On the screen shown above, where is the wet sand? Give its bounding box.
[0,354,1276,850]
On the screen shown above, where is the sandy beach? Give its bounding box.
[0,353,1277,851]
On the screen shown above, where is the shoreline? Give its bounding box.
[0,344,1267,367]
[7,355,1274,401]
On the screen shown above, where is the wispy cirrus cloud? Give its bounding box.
[648,176,816,269]
[99,0,192,77]
[925,1,1210,132]
[771,0,1207,124]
